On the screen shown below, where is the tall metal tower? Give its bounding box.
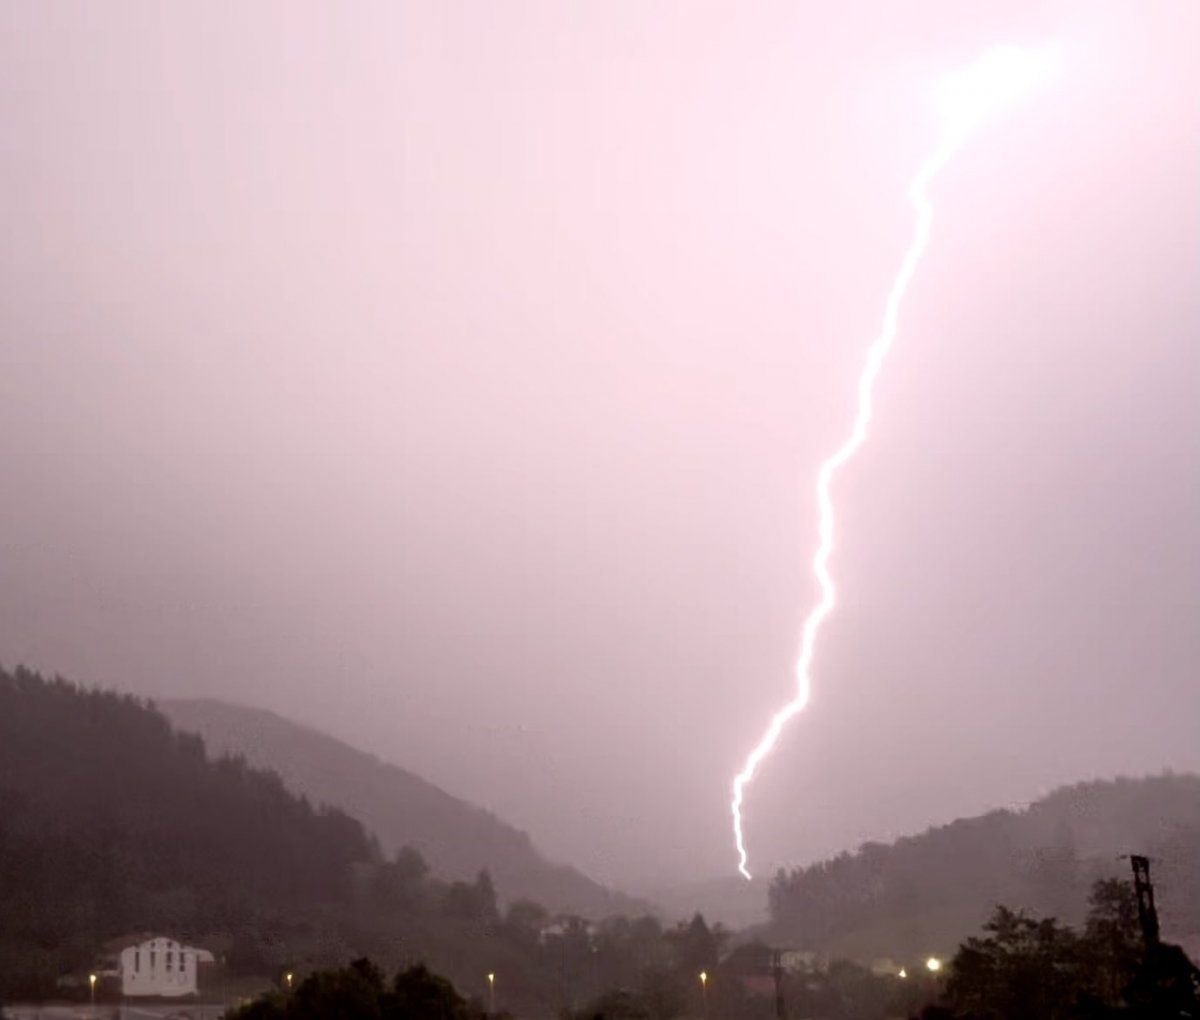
[1129,854,1160,948]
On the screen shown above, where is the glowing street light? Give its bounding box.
[898,967,907,979]
[699,971,709,1018]
[89,973,97,1014]
[487,972,496,1015]
[285,971,294,990]
[926,957,942,974]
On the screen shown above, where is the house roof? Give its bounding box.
[100,933,209,954]
[100,933,161,954]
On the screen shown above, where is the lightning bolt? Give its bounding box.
[730,45,1055,880]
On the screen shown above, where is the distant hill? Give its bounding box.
[766,773,1200,962]
[161,697,642,919]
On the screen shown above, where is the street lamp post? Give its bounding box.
[487,972,496,1016]
[285,971,294,991]
[89,973,97,1015]
[699,971,708,1019]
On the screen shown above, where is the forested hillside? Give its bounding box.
[161,698,640,918]
[0,666,373,996]
[767,774,1200,961]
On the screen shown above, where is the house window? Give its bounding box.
[150,951,156,970]
[167,950,174,970]
[135,950,141,972]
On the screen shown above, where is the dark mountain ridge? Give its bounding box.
[160,697,642,919]
[766,772,1200,962]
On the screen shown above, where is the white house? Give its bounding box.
[778,948,827,974]
[538,918,598,945]
[98,934,214,997]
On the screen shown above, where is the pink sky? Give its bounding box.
[1,1,1197,888]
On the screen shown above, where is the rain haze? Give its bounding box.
[1,0,1197,900]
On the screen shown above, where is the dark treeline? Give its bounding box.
[925,877,1200,1019]
[228,921,924,1020]
[228,877,1200,1020]
[767,775,1200,958]
[230,959,480,1020]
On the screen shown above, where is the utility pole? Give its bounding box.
[561,936,569,1012]
[771,949,786,1020]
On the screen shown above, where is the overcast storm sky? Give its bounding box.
[1,2,1197,890]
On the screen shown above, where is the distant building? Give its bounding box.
[538,918,598,944]
[778,948,827,973]
[96,934,214,997]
